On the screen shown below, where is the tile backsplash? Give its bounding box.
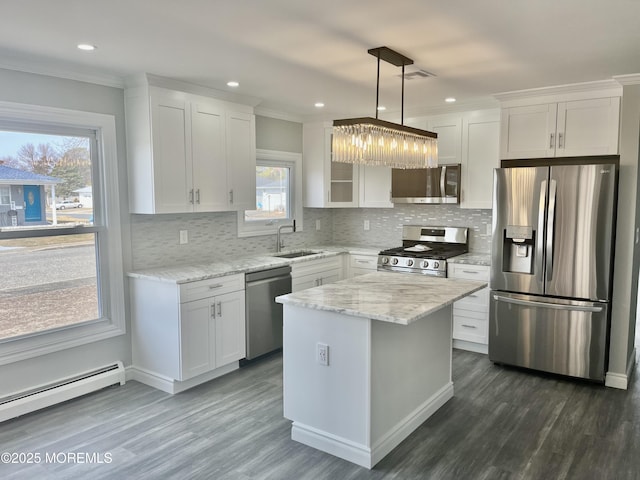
[130,205,492,270]
[332,205,493,252]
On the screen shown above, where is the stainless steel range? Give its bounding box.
[377,226,468,277]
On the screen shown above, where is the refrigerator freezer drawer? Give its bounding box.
[489,292,608,381]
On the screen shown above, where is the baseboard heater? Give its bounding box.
[0,361,125,423]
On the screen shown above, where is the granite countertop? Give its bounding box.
[276,271,486,325]
[127,245,390,284]
[448,252,491,266]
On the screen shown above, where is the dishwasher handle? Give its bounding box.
[246,273,292,287]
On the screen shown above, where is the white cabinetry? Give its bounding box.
[500,97,620,159]
[303,122,393,208]
[461,112,500,209]
[292,256,343,292]
[407,110,500,209]
[126,85,256,214]
[449,264,490,354]
[131,273,246,393]
[348,253,378,278]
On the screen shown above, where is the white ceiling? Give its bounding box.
[2,0,640,121]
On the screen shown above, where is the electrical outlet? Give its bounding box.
[317,343,329,366]
[179,230,188,245]
[486,223,492,235]
[364,220,370,231]
[316,219,321,230]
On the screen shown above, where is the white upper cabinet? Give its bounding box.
[427,115,463,165]
[126,85,256,214]
[500,97,620,159]
[303,122,358,208]
[461,112,500,209]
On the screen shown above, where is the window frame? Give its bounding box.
[0,101,125,365]
[237,149,303,238]
[0,185,10,205]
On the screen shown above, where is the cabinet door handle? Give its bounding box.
[211,303,216,319]
[217,302,222,317]
[196,189,200,204]
[189,189,194,204]
[549,133,555,149]
[208,284,223,290]
[327,190,331,203]
[558,132,564,149]
[462,324,477,329]
[229,190,234,204]
[467,294,478,298]
[462,270,479,275]
[319,278,323,286]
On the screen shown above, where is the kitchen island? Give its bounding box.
[276,271,486,469]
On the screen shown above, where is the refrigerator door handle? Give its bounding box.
[536,180,547,283]
[440,166,447,196]
[546,179,557,281]
[492,293,603,313]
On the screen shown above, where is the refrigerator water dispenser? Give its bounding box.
[502,225,534,274]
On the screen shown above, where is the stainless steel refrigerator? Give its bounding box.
[489,159,618,382]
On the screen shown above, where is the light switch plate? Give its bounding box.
[179,230,188,245]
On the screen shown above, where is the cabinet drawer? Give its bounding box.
[349,254,378,270]
[453,316,488,344]
[455,287,490,309]
[292,256,342,278]
[180,273,244,303]
[449,264,489,281]
[453,306,488,320]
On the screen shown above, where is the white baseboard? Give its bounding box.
[290,382,454,469]
[453,339,488,355]
[129,362,239,394]
[605,347,636,390]
[371,382,454,467]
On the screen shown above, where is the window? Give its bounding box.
[237,149,303,237]
[0,186,9,205]
[0,102,124,364]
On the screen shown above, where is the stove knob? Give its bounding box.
[391,258,399,265]
[407,259,414,266]
[422,260,429,268]
[433,261,440,269]
[381,257,389,264]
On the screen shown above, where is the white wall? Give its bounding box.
[610,81,640,384]
[0,68,132,394]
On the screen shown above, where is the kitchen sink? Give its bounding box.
[272,250,320,259]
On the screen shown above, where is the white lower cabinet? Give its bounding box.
[449,264,490,354]
[131,273,246,392]
[292,256,343,292]
[348,253,378,278]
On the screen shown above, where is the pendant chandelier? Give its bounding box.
[332,47,438,170]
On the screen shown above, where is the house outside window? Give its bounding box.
[237,149,303,237]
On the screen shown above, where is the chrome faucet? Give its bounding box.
[276,220,296,252]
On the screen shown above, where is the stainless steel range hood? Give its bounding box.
[391,164,461,204]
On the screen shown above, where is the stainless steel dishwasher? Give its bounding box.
[244,265,292,360]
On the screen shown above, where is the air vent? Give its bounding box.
[398,70,436,80]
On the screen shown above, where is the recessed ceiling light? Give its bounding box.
[314,102,325,108]
[227,81,239,87]
[377,106,386,111]
[445,97,456,103]
[77,44,96,51]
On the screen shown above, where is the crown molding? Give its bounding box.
[494,79,622,106]
[613,74,640,86]
[0,60,125,89]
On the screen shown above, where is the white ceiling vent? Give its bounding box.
[398,69,436,80]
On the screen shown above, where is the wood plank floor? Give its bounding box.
[1,349,638,480]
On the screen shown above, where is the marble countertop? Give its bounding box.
[127,245,390,284]
[448,252,491,266]
[276,271,486,325]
